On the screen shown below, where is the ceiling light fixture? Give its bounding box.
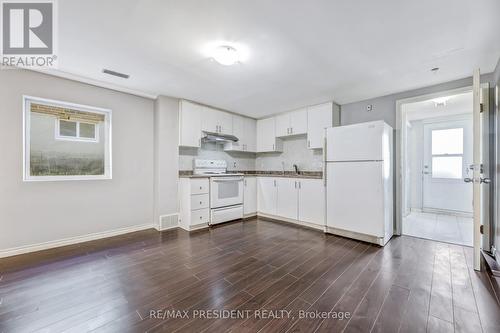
[211,45,240,66]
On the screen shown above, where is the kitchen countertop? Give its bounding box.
[179,170,323,179]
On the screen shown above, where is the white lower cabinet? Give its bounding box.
[257,177,325,227]
[179,177,211,231]
[257,177,277,215]
[276,178,298,220]
[298,179,325,224]
[244,177,257,216]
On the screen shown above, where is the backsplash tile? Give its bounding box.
[179,136,323,172]
[179,142,256,171]
[255,136,323,171]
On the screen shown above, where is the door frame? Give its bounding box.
[421,116,473,214]
[396,85,478,236]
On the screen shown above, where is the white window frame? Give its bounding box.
[430,127,465,180]
[55,119,100,143]
[23,95,113,182]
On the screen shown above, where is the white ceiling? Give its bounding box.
[405,91,472,121]
[53,0,500,118]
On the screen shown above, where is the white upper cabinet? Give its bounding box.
[275,108,308,137]
[218,111,233,135]
[290,108,308,135]
[307,102,334,149]
[232,115,244,140]
[275,113,290,137]
[257,117,283,152]
[179,100,202,148]
[225,115,257,152]
[201,107,233,135]
[244,117,257,152]
[201,107,219,134]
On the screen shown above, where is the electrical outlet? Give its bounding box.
[366,104,373,112]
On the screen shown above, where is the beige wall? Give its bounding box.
[0,70,156,253]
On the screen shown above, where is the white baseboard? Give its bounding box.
[179,222,209,232]
[0,223,156,258]
[325,225,388,246]
[257,213,324,231]
[422,207,473,218]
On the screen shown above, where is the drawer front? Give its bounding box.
[191,194,209,210]
[191,208,209,225]
[211,205,243,225]
[190,179,209,195]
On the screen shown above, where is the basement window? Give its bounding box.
[23,96,112,181]
[56,119,99,142]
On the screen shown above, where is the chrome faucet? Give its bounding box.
[293,164,299,174]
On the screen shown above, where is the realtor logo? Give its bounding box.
[1,0,57,68]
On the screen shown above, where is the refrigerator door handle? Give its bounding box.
[323,134,327,186]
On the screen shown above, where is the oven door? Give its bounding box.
[210,176,244,208]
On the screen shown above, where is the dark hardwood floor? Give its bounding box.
[1,218,499,332]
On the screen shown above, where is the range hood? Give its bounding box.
[202,131,239,143]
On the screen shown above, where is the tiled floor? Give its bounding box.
[403,211,473,246]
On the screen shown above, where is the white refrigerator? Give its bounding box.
[325,120,394,246]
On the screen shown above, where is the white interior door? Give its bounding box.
[472,69,490,271]
[422,118,473,213]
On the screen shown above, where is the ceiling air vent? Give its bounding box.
[102,69,130,79]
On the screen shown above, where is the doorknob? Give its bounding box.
[464,178,473,183]
[480,177,491,184]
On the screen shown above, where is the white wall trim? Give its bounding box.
[0,223,156,258]
[28,68,158,100]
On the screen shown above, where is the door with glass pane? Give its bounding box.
[422,118,473,212]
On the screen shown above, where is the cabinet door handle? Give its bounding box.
[294,181,297,189]
[299,181,301,189]
[272,143,275,151]
[199,186,202,190]
[200,201,202,204]
[291,127,293,134]
[274,180,276,187]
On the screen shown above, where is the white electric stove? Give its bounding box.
[193,159,244,225]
